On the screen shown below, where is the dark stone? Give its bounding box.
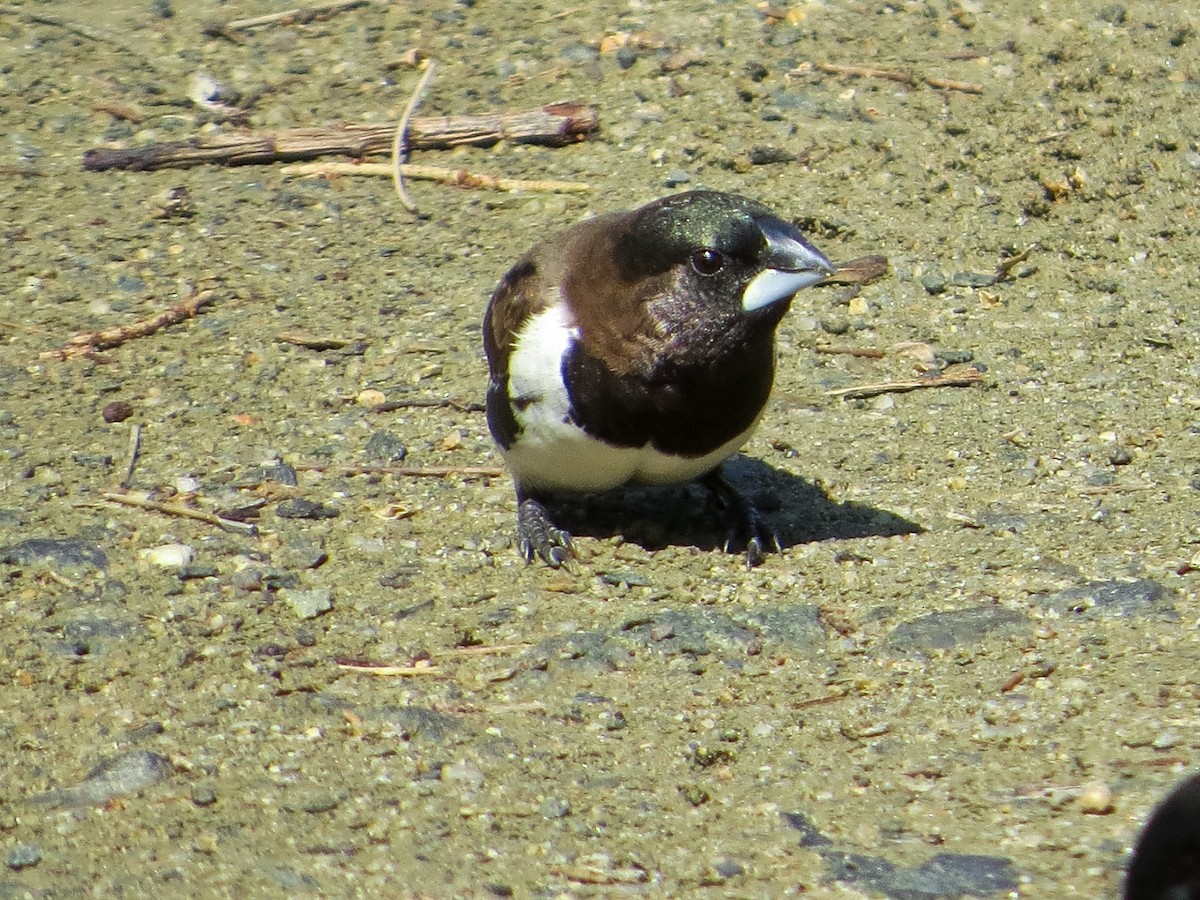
[364,430,408,463]
[781,811,833,848]
[1044,578,1172,619]
[950,271,998,288]
[886,607,1029,654]
[920,272,948,295]
[5,844,42,870]
[35,751,172,808]
[748,146,798,165]
[824,850,1018,899]
[0,537,108,575]
[275,498,340,519]
[102,400,134,423]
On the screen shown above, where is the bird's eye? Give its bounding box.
[689,248,725,276]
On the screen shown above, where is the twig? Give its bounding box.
[793,62,983,95]
[219,0,367,31]
[283,161,591,193]
[826,366,984,400]
[371,398,484,413]
[119,424,142,489]
[82,104,600,172]
[100,491,259,535]
[823,254,889,286]
[393,60,437,213]
[815,345,886,359]
[294,464,504,478]
[276,331,362,350]
[334,660,441,676]
[996,245,1035,281]
[40,288,216,360]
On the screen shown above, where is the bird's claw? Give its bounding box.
[517,498,576,568]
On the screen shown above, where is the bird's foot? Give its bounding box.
[702,469,780,568]
[517,497,576,568]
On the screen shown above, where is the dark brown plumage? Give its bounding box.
[483,191,833,567]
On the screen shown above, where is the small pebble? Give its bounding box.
[1080,781,1114,814]
[282,587,334,620]
[102,401,134,423]
[356,388,387,407]
[5,844,42,870]
[140,543,195,570]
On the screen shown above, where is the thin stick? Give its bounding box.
[119,424,142,489]
[283,161,591,193]
[335,661,441,676]
[393,60,437,212]
[294,464,504,478]
[793,62,983,95]
[221,0,367,31]
[100,491,259,535]
[40,289,216,360]
[826,367,984,400]
[814,345,886,359]
[82,104,600,172]
[822,254,889,286]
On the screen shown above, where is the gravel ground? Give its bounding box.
[2,0,1199,896]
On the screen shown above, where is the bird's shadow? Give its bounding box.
[542,454,923,556]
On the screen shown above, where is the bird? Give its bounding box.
[1124,772,1200,900]
[482,190,834,568]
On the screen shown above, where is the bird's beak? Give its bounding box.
[741,218,836,313]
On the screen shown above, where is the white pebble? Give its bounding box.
[141,543,194,570]
[1079,781,1113,815]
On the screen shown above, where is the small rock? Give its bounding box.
[282,587,334,620]
[1046,578,1171,619]
[191,784,218,807]
[442,759,485,787]
[540,797,570,819]
[0,537,108,576]
[276,498,339,520]
[886,607,1029,654]
[781,811,833,848]
[364,430,408,463]
[102,401,134,423]
[140,543,195,570]
[5,844,41,870]
[35,751,172,809]
[1079,781,1114,814]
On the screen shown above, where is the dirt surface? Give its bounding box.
[2,0,1199,896]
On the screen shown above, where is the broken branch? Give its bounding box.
[826,366,985,400]
[82,103,600,172]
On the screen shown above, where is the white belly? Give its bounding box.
[502,305,756,493]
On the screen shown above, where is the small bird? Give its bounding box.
[1125,772,1200,900]
[483,190,834,567]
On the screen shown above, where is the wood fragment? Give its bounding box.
[276,331,360,350]
[335,660,441,677]
[824,254,889,286]
[100,491,259,535]
[826,366,985,400]
[793,61,983,95]
[995,245,1035,280]
[119,423,142,489]
[294,464,504,479]
[814,345,886,359]
[370,398,485,413]
[40,288,216,360]
[219,0,367,31]
[282,161,591,193]
[393,60,437,212]
[82,104,600,172]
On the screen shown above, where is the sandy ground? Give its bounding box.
[2,0,1199,896]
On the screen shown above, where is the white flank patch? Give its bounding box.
[503,305,758,493]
